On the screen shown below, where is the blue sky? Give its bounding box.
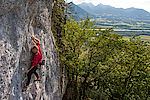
[66,0,150,12]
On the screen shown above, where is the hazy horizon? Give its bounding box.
[66,0,150,12]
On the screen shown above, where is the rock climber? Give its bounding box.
[22,36,43,92]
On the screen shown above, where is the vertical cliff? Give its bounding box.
[0,0,63,100]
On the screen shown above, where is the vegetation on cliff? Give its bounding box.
[61,18,150,100]
[52,1,150,100]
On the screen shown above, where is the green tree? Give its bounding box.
[61,18,150,100]
[52,0,67,49]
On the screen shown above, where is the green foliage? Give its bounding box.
[61,18,150,100]
[52,0,67,49]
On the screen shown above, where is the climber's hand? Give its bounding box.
[31,36,35,40]
[27,66,34,73]
[27,70,30,73]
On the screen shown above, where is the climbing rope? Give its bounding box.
[31,79,36,100]
[22,61,37,100]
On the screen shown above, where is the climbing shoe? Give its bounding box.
[22,86,29,92]
[34,78,40,82]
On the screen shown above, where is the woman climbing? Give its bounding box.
[22,36,43,92]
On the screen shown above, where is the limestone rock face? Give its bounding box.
[0,0,63,100]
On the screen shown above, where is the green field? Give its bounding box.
[90,17,150,43]
[91,17,150,30]
[123,35,150,42]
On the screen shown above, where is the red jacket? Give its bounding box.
[32,43,43,66]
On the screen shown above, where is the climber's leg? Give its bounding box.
[34,72,40,81]
[34,71,39,79]
[22,72,31,92]
[26,71,32,86]
[34,66,40,81]
[22,67,36,92]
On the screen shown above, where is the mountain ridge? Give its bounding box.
[77,2,150,19]
[69,2,150,30]
[68,2,94,19]
[78,2,150,13]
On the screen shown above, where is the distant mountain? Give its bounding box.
[67,2,94,19]
[78,3,96,15]
[69,2,150,30]
[78,2,95,8]
[124,8,150,18]
[78,2,150,20]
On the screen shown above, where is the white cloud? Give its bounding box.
[66,0,150,12]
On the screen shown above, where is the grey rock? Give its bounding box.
[0,0,64,100]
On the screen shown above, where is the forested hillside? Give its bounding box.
[49,1,150,100]
[59,18,150,100]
